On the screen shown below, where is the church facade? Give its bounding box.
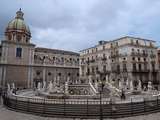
[0,9,79,89]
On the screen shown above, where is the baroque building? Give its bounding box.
[80,36,159,91]
[0,9,79,90]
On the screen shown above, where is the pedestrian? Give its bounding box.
[0,88,2,104]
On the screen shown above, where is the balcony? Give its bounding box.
[151,69,158,73]
[150,54,156,58]
[89,59,95,63]
[101,57,107,61]
[130,42,156,48]
[132,69,150,73]
[96,70,111,75]
[131,52,148,57]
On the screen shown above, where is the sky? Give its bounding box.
[0,0,160,52]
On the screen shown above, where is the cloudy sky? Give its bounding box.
[0,0,160,52]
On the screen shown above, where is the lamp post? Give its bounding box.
[99,73,105,120]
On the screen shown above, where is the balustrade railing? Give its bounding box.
[3,93,160,119]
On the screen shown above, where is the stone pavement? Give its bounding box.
[1,97,160,120]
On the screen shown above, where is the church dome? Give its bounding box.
[5,9,31,43]
[5,9,31,36]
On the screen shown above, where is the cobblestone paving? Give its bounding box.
[1,98,160,120]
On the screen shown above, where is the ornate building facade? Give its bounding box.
[0,9,79,89]
[80,36,159,91]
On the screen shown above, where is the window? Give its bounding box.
[117,65,120,72]
[136,40,139,45]
[36,71,40,75]
[103,45,105,50]
[138,64,142,71]
[144,63,147,70]
[16,47,22,58]
[92,49,94,53]
[133,63,136,70]
[132,57,135,61]
[68,73,71,76]
[110,43,113,48]
[116,42,118,46]
[58,73,61,76]
[103,53,106,58]
[103,65,106,72]
[17,35,21,42]
[48,72,51,76]
[8,34,12,40]
[77,73,79,77]
[123,64,127,71]
[152,63,155,71]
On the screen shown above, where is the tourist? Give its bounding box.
[121,89,126,100]
[0,89,1,100]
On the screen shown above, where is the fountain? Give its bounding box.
[37,80,65,99]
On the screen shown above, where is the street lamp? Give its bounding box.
[99,76,105,120]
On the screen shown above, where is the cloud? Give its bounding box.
[0,0,160,51]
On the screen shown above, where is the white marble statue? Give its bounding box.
[67,76,70,84]
[7,83,11,94]
[43,81,46,91]
[130,80,133,91]
[88,75,92,83]
[37,82,41,91]
[148,81,152,92]
[12,83,15,89]
[65,81,69,94]
[138,80,142,91]
[95,81,99,90]
[119,80,122,89]
[48,81,53,92]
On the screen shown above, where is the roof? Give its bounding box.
[35,47,79,56]
[80,36,156,52]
